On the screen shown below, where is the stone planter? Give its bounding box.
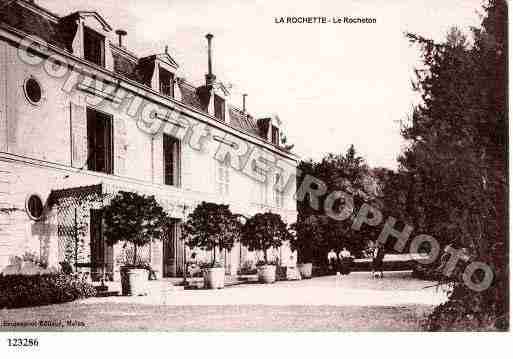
[120,267,148,296]
[257,265,277,284]
[203,267,225,289]
[298,263,313,279]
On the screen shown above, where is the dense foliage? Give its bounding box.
[182,202,241,265]
[0,273,96,309]
[393,0,508,330]
[241,212,292,264]
[296,145,381,261]
[103,191,170,266]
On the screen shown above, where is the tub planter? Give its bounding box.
[298,262,313,279]
[120,266,148,296]
[257,264,277,284]
[203,267,225,289]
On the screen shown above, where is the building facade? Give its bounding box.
[0,0,298,279]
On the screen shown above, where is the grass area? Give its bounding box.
[1,302,432,331]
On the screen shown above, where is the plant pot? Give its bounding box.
[257,265,276,284]
[203,267,225,289]
[298,263,313,279]
[120,267,148,296]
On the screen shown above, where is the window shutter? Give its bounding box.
[154,134,164,184]
[181,145,191,190]
[71,103,88,169]
[114,117,128,176]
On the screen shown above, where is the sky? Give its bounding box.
[41,0,484,169]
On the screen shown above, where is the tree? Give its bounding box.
[103,191,169,266]
[241,212,292,264]
[290,217,320,264]
[181,202,241,264]
[397,0,507,328]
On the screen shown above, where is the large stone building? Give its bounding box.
[0,0,298,279]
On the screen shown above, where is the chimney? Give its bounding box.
[205,33,216,88]
[115,29,127,47]
[242,94,247,113]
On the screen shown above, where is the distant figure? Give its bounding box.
[327,249,337,273]
[372,244,385,278]
[338,247,352,275]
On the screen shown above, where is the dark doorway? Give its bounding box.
[163,219,180,277]
[89,209,113,281]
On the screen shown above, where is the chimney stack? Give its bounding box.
[115,29,127,47]
[242,94,247,113]
[205,33,216,88]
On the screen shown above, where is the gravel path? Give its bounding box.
[0,271,446,331]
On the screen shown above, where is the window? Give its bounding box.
[87,108,113,174]
[260,177,268,205]
[271,125,280,145]
[254,158,269,205]
[159,67,174,98]
[84,27,105,67]
[216,158,230,196]
[214,95,225,122]
[273,172,284,208]
[26,194,44,220]
[24,77,42,105]
[163,134,181,186]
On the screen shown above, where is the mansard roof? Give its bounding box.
[0,0,66,48]
[229,107,260,137]
[0,0,293,153]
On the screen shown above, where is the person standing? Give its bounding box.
[372,243,385,278]
[327,249,337,273]
[338,247,351,275]
[340,247,352,275]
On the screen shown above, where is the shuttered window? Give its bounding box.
[87,108,113,174]
[216,159,230,196]
[273,172,284,208]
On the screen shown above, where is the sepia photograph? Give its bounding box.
[0,0,509,344]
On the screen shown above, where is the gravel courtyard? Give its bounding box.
[1,271,448,331]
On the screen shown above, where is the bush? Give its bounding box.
[426,283,509,331]
[241,212,291,265]
[0,273,96,309]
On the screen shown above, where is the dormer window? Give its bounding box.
[271,125,280,146]
[84,27,105,67]
[214,94,225,122]
[159,67,174,98]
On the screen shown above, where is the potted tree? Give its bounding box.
[291,216,323,279]
[182,202,241,289]
[241,212,292,284]
[103,191,169,296]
